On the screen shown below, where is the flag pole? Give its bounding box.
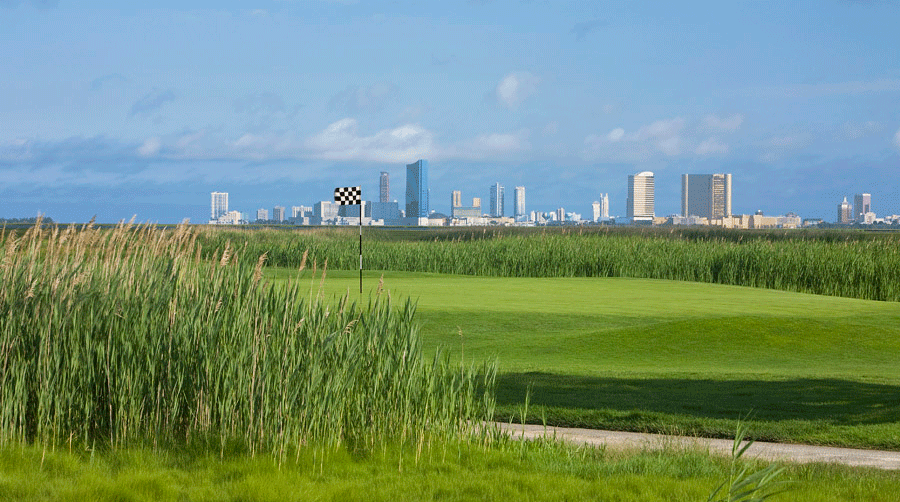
[359,198,365,294]
[359,200,363,294]
[335,186,363,294]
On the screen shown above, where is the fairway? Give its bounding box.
[274,269,900,449]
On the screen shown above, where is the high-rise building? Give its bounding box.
[451,190,462,208]
[514,186,526,218]
[600,193,609,219]
[592,201,601,222]
[838,197,853,224]
[272,206,285,222]
[854,193,871,221]
[290,206,312,220]
[380,171,390,203]
[406,159,429,218]
[627,172,655,220]
[314,201,341,222]
[256,208,268,221]
[369,201,401,223]
[681,174,732,219]
[473,197,481,208]
[489,183,505,217]
[556,207,565,222]
[211,192,228,221]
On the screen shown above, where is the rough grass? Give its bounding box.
[284,270,900,450]
[1,440,898,501]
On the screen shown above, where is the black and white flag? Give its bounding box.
[334,186,362,205]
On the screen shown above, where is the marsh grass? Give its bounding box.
[0,219,497,461]
[195,226,900,302]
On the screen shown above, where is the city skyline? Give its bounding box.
[208,162,890,226]
[2,2,898,224]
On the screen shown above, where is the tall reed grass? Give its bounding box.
[195,226,900,301]
[0,220,496,460]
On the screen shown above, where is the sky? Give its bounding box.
[1,0,899,224]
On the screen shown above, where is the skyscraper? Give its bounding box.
[627,172,654,220]
[272,206,285,222]
[211,192,228,221]
[405,159,429,218]
[514,186,525,218]
[256,208,268,221]
[854,193,871,221]
[681,174,732,219]
[380,171,390,203]
[451,190,462,208]
[489,183,504,217]
[592,194,610,222]
[838,197,853,224]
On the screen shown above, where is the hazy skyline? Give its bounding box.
[2,1,899,223]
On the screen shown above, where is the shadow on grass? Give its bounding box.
[496,372,900,426]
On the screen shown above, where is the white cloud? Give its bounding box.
[695,137,729,156]
[440,129,531,161]
[542,121,559,136]
[329,83,396,114]
[635,118,685,143]
[759,134,810,162]
[0,138,30,161]
[137,137,161,157]
[496,72,539,109]
[623,117,685,156]
[305,118,433,163]
[701,114,743,132]
[894,127,900,150]
[583,117,700,161]
[838,121,881,141]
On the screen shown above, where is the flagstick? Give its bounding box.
[359,200,363,294]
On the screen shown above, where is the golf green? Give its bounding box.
[272,269,900,448]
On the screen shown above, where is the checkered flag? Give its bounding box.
[334,186,362,205]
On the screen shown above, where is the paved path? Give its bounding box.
[497,423,900,471]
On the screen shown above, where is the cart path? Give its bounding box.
[497,423,900,471]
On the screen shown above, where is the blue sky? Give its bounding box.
[1,0,898,223]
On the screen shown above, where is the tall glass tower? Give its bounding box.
[405,159,429,218]
[514,186,526,218]
[490,183,505,217]
[380,171,390,203]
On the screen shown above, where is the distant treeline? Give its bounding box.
[195,226,900,302]
[0,216,54,225]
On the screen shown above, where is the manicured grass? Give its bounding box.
[275,269,900,450]
[2,441,899,501]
